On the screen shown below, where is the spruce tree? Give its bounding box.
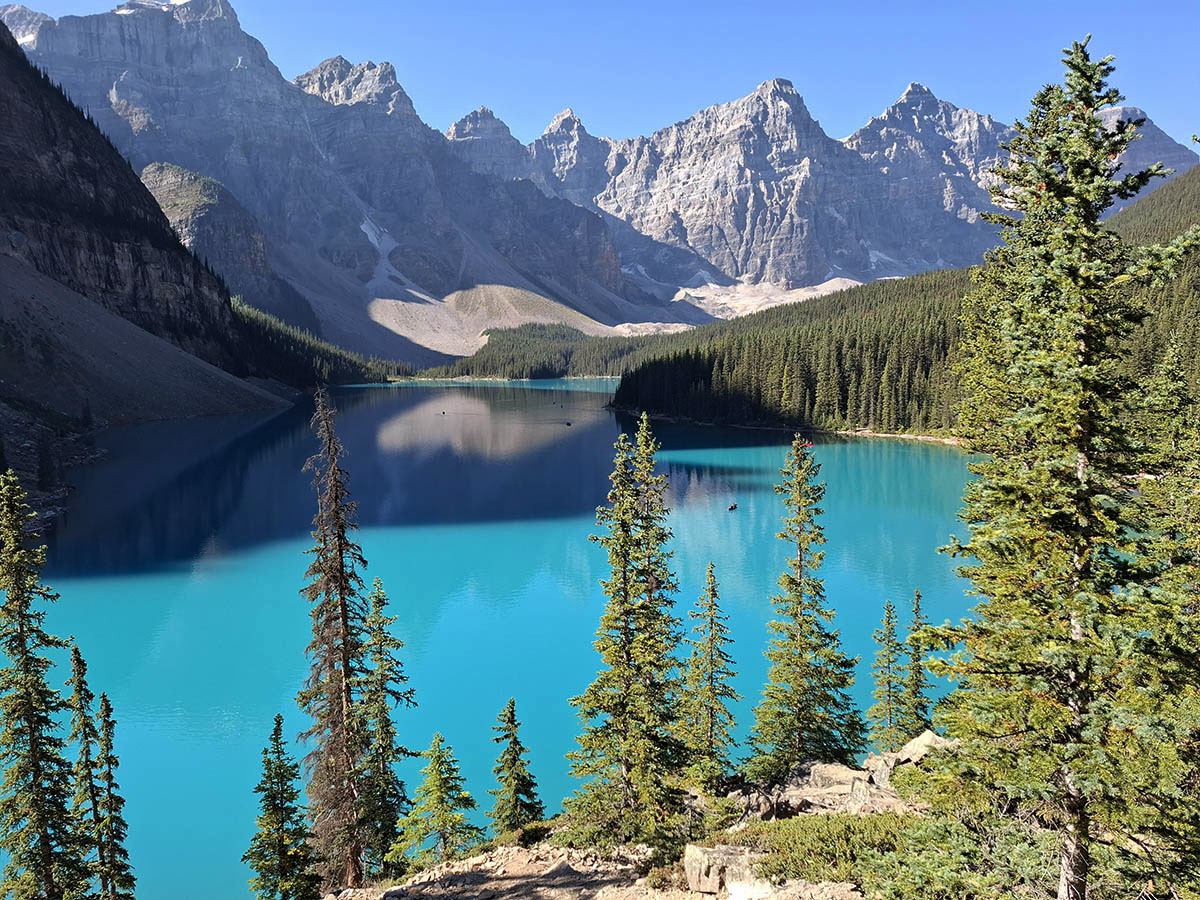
[866,598,904,753]
[354,578,415,879]
[297,387,369,889]
[931,39,1200,900]
[487,699,543,835]
[95,695,134,900]
[0,470,90,900]
[680,562,740,790]
[896,590,932,740]
[566,415,686,847]
[243,714,323,900]
[387,733,483,867]
[65,646,107,897]
[747,436,864,784]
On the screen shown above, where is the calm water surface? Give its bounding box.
[44,380,974,900]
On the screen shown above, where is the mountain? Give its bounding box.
[1098,106,1200,213]
[3,0,707,365]
[0,18,287,505]
[449,80,1001,291]
[140,161,320,332]
[5,0,1194,362]
[843,82,1014,225]
[448,82,1196,296]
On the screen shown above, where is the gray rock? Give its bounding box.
[684,844,772,897]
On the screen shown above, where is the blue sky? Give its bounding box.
[33,0,1199,145]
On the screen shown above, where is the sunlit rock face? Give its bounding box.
[448,82,1196,290]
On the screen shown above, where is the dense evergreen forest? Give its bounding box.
[232,299,411,386]
[427,164,1200,434]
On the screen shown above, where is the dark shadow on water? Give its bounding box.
[44,383,795,577]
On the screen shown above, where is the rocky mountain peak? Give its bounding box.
[446,106,514,141]
[545,107,588,136]
[899,81,935,102]
[0,4,51,44]
[294,55,415,116]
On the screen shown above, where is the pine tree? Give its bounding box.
[387,734,483,867]
[354,578,415,879]
[66,646,108,897]
[297,387,369,889]
[680,562,740,790]
[487,699,544,835]
[243,714,323,900]
[931,39,1200,900]
[747,437,865,784]
[566,415,686,847]
[95,695,134,900]
[896,590,932,740]
[0,470,90,900]
[866,598,904,753]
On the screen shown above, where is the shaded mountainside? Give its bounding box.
[435,164,1200,436]
[3,2,707,364]
[0,19,238,369]
[0,19,407,511]
[140,161,321,333]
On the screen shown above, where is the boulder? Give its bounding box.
[684,844,772,898]
[863,730,957,789]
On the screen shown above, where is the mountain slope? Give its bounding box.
[4,1,706,364]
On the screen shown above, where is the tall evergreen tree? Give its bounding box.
[0,470,90,900]
[747,437,865,784]
[65,646,107,897]
[94,695,133,900]
[354,578,415,879]
[566,415,686,847]
[297,387,369,889]
[896,590,932,740]
[487,699,543,834]
[680,562,740,790]
[243,714,323,900]
[866,598,904,753]
[387,734,483,867]
[931,40,1200,900]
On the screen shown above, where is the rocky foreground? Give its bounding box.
[325,733,951,900]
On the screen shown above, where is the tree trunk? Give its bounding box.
[1056,794,1090,900]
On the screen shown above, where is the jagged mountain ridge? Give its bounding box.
[448,81,1197,289]
[3,0,708,364]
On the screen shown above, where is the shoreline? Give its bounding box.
[611,404,963,447]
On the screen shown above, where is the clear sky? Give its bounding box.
[31,0,1200,146]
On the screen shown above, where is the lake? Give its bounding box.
[42,379,974,900]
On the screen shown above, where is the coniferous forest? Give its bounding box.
[1,33,1199,900]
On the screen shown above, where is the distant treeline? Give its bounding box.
[233,299,412,386]
[422,165,1200,434]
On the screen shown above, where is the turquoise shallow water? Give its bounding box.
[41,380,973,900]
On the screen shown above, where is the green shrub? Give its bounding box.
[713,813,911,883]
[859,816,1057,900]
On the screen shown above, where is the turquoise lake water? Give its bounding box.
[42,380,974,900]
